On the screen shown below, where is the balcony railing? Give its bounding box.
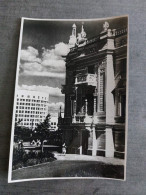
[115,28,127,36]
[73,115,93,124]
[75,73,96,86]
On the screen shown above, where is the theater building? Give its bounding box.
[58,21,127,159]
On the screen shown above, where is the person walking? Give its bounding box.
[62,143,66,155]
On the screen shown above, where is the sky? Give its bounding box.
[17,17,128,116]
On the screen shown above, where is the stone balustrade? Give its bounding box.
[75,73,96,86]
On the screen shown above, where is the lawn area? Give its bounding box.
[12,160,124,181]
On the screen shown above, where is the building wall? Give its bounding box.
[49,117,58,131]
[59,22,127,159]
[15,90,49,129]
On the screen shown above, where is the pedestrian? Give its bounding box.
[62,143,66,155]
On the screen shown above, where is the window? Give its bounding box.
[116,94,126,117]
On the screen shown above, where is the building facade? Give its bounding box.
[49,117,58,131]
[58,21,127,159]
[15,90,49,129]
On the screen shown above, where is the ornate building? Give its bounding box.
[58,21,127,159]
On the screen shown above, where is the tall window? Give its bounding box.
[99,69,105,112]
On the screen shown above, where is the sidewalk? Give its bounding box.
[54,154,124,166]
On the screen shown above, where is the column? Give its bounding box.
[85,99,88,116]
[106,51,115,123]
[105,53,115,157]
[84,99,88,123]
[72,100,76,123]
[105,128,114,157]
[93,96,96,114]
[92,124,97,156]
[87,130,93,155]
[93,94,98,123]
[79,131,82,155]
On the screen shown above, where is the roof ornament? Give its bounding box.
[76,22,87,46]
[81,22,86,38]
[69,23,77,48]
[103,21,109,31]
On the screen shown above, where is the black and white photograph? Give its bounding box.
[8,15,128,182]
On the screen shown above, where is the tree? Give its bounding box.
[14,119,31,142]
[33,114,51,152]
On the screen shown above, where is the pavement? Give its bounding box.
[54,153,124,166]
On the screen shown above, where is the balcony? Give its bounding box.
[115,28,127,36]
[75,73,96,86]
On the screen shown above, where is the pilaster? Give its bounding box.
[106,53,115,124]
[105,128,114,157]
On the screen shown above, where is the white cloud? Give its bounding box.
[54,42,70,56]
[18,85,64,97]
[20,43,69,78]
[21,46,41,63]
[21,70,65,78]
[48,102,64,113]
[22,62,43,72]
[41,59,65,72]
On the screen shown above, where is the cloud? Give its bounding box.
[54,42,70,56]
[41,58,65,72]
[18,85,64,97]
[20,43,69,78]
[22,62,43,72]
[48,102,64,114]
[21,70,65,78]
[21,46,41,63]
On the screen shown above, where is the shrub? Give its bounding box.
[26,159,38,166]
[12,146,56,170]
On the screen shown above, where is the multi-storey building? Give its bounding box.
[49,117,58,131]
[58,20,127,159]
[15,90,49,129]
